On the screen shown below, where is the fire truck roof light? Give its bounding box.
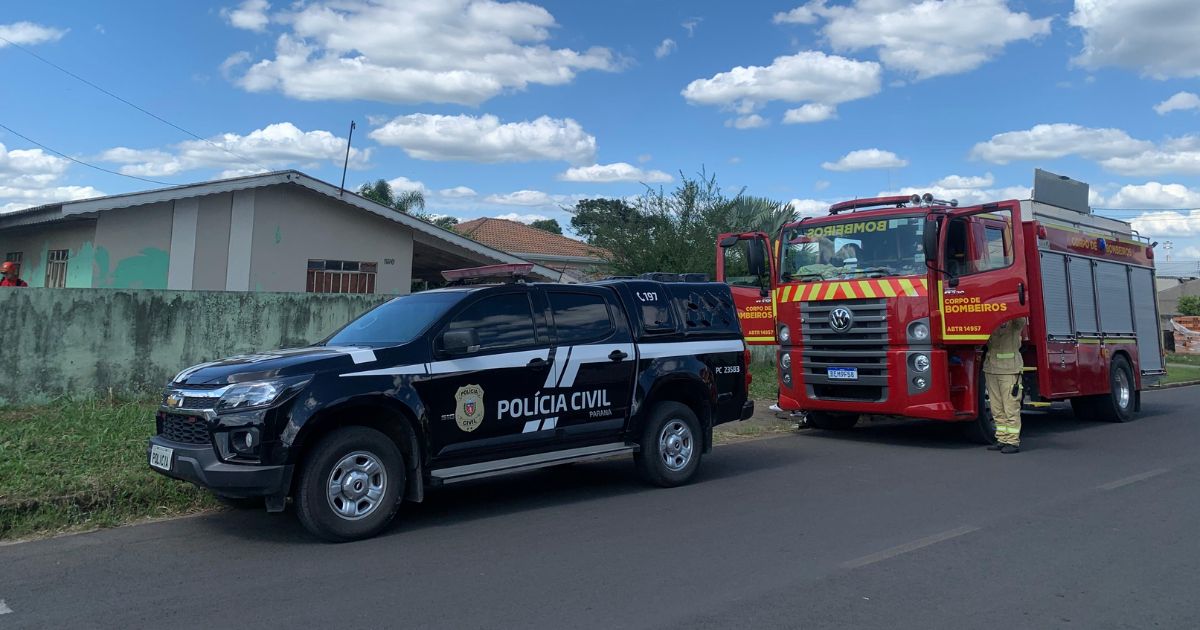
[441,263,534,283]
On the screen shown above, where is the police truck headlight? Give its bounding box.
[780,353,792,370]
[216,376,311,412]
[912,353,930,372]
[779,325,791,344]
[910,322,930,342]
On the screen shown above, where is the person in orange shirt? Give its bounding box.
[0,261,28,287]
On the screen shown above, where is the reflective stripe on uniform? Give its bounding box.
[994,353,1015,359]
[994,426,1021,434]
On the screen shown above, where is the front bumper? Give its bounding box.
[147,436,292,499]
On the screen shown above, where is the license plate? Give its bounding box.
[150,445,174,471]
[828,367,859,381]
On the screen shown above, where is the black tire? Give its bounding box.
[1093,356,1136,423]
[295,426,405,543]
[635,402,703,487]
[805,411,859,431]
[963,373,998,445]
[213,493,262,510]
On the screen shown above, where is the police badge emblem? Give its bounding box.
[454,384,485,432]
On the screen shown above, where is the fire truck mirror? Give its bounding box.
[747,240,766,278]
[719,235,740,248]
[922,216,940,265]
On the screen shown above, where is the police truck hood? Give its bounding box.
[172,345,397,386]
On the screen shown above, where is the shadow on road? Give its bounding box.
[197,439,795,544]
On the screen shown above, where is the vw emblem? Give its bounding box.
[165,393,184,408]
[829,307,854,333]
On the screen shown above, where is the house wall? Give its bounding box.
[92,202,174,289]
[192,192,233,290]
[0,219,97,288]
[249,185,415,294]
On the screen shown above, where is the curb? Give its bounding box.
[1149,380,1200,390]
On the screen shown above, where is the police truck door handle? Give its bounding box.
[1018,282,1026,306]
[609,350,628,362]
[527,357,549,368]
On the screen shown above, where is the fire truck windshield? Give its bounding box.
[779,214,926,282]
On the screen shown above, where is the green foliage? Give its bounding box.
[530,218,563,235]
[568,170,796,276]
[1179,295,1200,316]
[357,178,426,214]
[425,215,459,230]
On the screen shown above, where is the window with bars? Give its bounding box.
[307,259,378,294]
[44,249,69,288]
[5,252,22,264]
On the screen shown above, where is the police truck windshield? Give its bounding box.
[780,215,926,282]
[326,291,466,347]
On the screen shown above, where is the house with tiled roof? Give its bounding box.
[454,217,610,281]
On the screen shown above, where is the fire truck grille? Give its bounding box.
[800,298,888,403]
[159,413,211,445]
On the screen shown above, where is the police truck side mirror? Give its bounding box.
[442,329,480,355]
[922,216,939,265]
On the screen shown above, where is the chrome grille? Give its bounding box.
[800,298,888,402]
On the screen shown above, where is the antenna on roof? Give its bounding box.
[339,120,356,197]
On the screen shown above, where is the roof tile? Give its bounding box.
[455,218,609,259]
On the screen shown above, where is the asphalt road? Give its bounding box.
[3,387,1199,629]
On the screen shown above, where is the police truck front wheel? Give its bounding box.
[295,426,405,542]
[635,402,702,487]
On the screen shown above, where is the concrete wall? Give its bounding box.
[0,288,390,405]
[249,186,415,294]
[0,219,97,288]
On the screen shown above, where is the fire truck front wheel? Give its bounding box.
[963,375,997,445]
[1094,355,1136,423]
[805,411,858,431]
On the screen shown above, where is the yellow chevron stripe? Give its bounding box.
[879,280,897,297]
[860,280,877,298]
[920,278,928,291]
[840,282,857,299]
[781,286,793,302]
[898,278,917,296]
[823,283,839,300]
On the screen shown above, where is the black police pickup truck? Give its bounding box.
[148,268,753,541]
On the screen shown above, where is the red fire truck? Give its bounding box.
[717,170,1165,441]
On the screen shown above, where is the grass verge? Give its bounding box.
[0,398,215,542]
[1162,363,1200,385]
[1164,353,1200,368]
[750,360,779,402]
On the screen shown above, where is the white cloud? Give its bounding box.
[822,149,908,171]
[936,173,995,189]
[655,38,676,59]
[0,21,67,47]
[814,179,830,191]
[369,114,596,164]
[495,212,552,223]
[788,198,829,218]
[970,123,1153,164]
[387,176,428,194]
[1105,182,1200,209]
[438,186,477,199]
[222,0,270,32]
[1070,0,1200,79]
[682,17,703,37]
[783,103,837,124]
[880,183,1031,207]
[795,0,1050,80]
[682,51,881,115]
[1100,136,1200,176]
[1132,210,1200,238]
[726,115,769,130]
[0,142,101,213]
[1155,92,1200,115]
[485,190,558,206]
[230,0,617,106]
[773,6,819,25]
[99,122,367,177]
[559,162,672,183]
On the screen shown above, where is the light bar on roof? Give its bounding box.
[441,263,534,282]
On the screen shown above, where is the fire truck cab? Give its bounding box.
[718,170,1165,442]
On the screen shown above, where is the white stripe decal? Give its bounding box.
[522,420,541,433]
[349,349,377,364]
[544,346,571,388]
[429,349,549,375]
[559,344,634,388]
[543,416,558,430]
[341,363,427,377]
[637,340,744,359]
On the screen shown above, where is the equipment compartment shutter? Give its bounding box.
[1095,261,1133,333]
[1039,252,1072,337]
[1130,267,1163,372]
[1068,257,1098,334]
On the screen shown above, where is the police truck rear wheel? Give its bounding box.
[1093,356,1135,423]
[296,426,404,542]
[635,402,702,487]
[805,411,858,431]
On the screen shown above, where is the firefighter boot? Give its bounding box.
[1000,445,1021,454]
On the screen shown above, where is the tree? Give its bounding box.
[428,215,459,230]
[568,170,794,277]
[1179,295,1200,316]
[357,179,426,214]
[530,218,563,235]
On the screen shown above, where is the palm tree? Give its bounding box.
[725,195,796,238]
[358,179,426,214]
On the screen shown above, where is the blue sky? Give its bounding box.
[2,0,1199,275]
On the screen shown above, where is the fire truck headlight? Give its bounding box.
[780,353,791,370]
[910,322,930,342]
[912,376,928,390]
[779,325,791,344]
[913,353,931,372]
[781,368,792,387]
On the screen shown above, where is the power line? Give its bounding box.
[0,122,175,187]
[0,34,270,173]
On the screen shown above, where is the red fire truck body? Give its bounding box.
[718,172,1164,440]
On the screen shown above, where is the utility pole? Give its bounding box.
[339,120,356,197]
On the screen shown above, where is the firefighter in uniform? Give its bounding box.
[984,317,1027,454]
[0,261,27,287]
